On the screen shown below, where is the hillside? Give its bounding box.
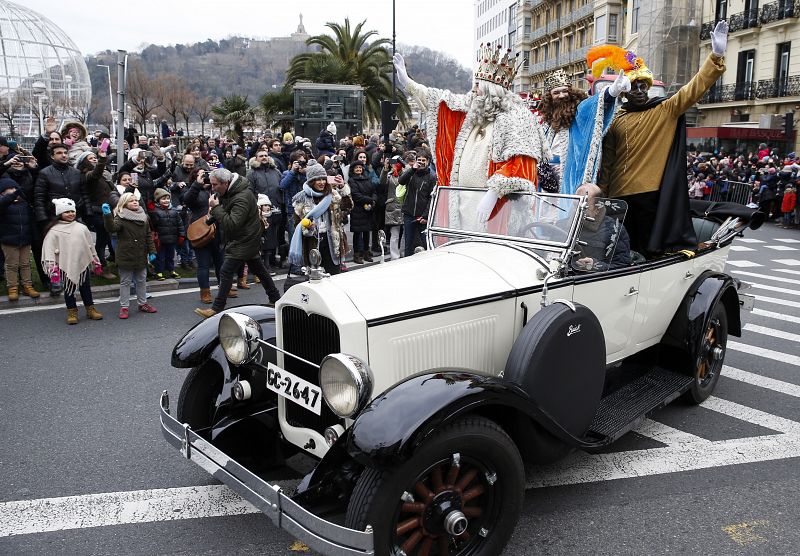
[84,36,471,127]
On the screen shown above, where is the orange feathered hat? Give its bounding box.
[587,45,653,86]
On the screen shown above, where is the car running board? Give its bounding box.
[575,368,694,452]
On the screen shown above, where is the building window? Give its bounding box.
[595,14,607,43]
[578,28,586,47]
[776,42,791,94]
[523,50,530,69]
[632,0,640,33]
[524,16,531,36]
[554,40,560,59]
[609,14,618,41]
[735,50,756,100]
[715,0,728,20]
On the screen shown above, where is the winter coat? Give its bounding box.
[348,174,376,232]
[34,161,86,222]
[208,175,262,260]
[224,154,247,177]
[247,159,283,206]
[782,189,797,213]
[102,211,156,270]
[268,152,287,174]
[120,158,168,208]
[399,167,436,218]
[5,166,36,201]
[149,205,186,245]
[292,184,351,265]
[279,169,305,211]
[32,135,51,169]
[315,130,336,156]
[0,184,33,246]
[380,168,403,226]
[83,156,117,215]
[182,181,214,224]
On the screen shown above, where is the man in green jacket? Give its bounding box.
[195,168,281,318]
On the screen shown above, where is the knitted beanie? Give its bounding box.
[304,160,328,183]
[53,197,76,215]
[154,188,170,202]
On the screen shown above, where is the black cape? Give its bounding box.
[623,98,697,254]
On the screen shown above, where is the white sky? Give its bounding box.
[25,0,476,69]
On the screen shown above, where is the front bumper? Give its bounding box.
[159,391,373,555]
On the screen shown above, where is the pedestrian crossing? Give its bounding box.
[525,241,800,487]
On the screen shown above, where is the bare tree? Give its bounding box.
[194,96,214,136]
[178,91,197,136]
[0,92,24,139]
[161,75,191,134]
[127,61,165,133]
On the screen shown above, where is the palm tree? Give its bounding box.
[211,94,254,146]
[259,90,294,133]
[285,18,408,127]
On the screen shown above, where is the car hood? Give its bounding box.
[327,243,545,321]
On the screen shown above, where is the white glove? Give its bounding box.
[607,70,631,98]
[476,190,499,222]
[710,20,728,57]
[393,53,412,91]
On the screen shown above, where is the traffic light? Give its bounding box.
[380,100,400,146]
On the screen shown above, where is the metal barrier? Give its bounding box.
[710,180,752,205]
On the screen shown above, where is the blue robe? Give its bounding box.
[561,92,619,195]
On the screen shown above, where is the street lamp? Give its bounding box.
[97,64,116,137]
[208,118,214,137]
[151,115,157,136]
[31,81,47,135]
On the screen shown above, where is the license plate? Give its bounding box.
[266,363,323,415]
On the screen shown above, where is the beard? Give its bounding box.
[539,88,588,132]
[468,82,524,129]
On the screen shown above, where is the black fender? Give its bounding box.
[661,271,741,369]
[345,370,594,469]
[172,304,277,368]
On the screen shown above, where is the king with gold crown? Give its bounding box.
[393,44,544,222]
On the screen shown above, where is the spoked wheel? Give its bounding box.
[683,303,728,404]
[346,417,524,555]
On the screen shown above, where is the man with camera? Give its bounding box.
[194,168,281,319]
[399,152,436,256]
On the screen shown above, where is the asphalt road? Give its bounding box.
[1,221,799,555]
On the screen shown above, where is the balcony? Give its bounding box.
[531,26,546,40]
[569,45,590,64]
[700,1,798,39]
[546,20,559,33]
[530,60,546,75]
[698,76,800,104]
[573,3,593,21]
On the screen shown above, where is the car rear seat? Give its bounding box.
[693,217,721,244]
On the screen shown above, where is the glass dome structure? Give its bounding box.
[0,0,91,144]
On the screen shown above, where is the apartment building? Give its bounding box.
[692,0,800,153]
[474,0,519,63]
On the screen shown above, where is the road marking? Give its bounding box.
[729,245,756,252]
[736,238,765,243]
[743,323,800,343]
[526,433,800,488]
[751,308,800,324]
[722,365,800,398]
[766,245,798,251]
[726,260,763,268]
[702,397,800,434]
[728,341,800,367]
[722,520,770,546]
[633,418,710,445]
[775,238,800,243]
[731,270,800,285]
[752,294,800,309]
[746,282,800,296]
[772,259,800,266]
[0,484,258,537]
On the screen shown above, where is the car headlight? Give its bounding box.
[319,353,373,418]
[219,313,262,365]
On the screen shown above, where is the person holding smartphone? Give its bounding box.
[78,140,117,278]
[399,152,436,256]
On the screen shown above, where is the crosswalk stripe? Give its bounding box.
[775,239,800,243]
[766,245,798,251]
[0,484,258,537]
[751,308,800,324]
[746,282,800,296]
[736,238,765,243]
[773,261,800,268]
[729,245,755,252]
[726,260,763,268]
[702,397,800,434]
[723,365,800,398]
[743,323,800,343]
[728,341,800,367]
[526,434,800,488]
[752,294,800,309]
[731,270,800,285]
[632,418,710,445]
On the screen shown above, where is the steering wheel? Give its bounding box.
[518,222,568,242]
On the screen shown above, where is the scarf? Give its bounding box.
[118,206,148,222]
[41,220,95,296]
[288,183,333,267]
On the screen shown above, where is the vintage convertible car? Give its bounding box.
[159,188,760,555]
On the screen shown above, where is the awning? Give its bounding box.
[686,126,796,141]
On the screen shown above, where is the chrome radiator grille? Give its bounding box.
[281,306,341,431]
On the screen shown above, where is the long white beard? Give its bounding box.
[468,82,522,129]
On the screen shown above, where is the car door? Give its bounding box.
[571,266,642,360]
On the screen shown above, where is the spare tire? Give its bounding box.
[504,302,605,440]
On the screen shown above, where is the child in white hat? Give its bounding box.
[41,198,104,324]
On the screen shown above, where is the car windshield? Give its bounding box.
[427,187,583,258]
[570,197,630,272]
